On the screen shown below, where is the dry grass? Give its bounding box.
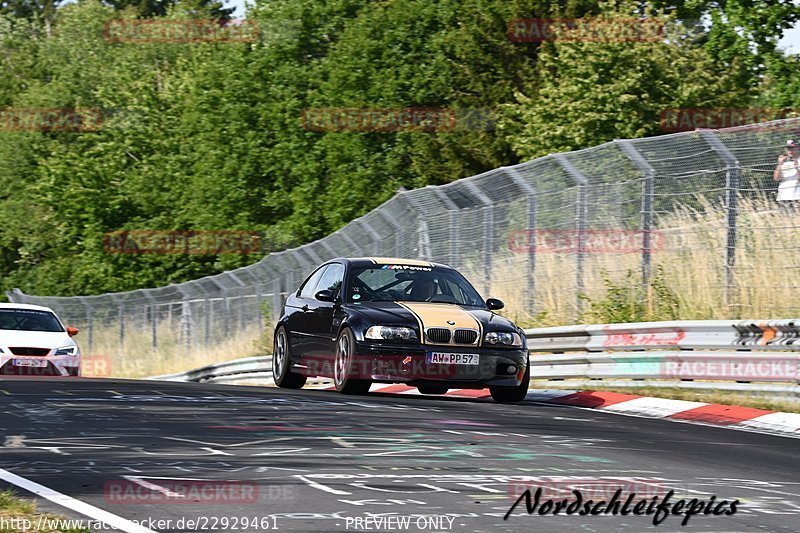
[0,489,89,532]
[83,322,270,378]
[477,194,800,327]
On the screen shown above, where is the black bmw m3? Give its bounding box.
[272,257,530,402]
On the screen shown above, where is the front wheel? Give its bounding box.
[273,326,307,389]
[489,359,530,403]
[334,328,371,395]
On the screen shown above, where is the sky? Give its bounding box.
[225,0,800,53]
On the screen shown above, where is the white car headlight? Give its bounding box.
[484,331,522,347]
[55,346,79,356]
[365,326,417,341]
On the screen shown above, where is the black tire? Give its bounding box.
[417,384,449,395]
[334,328,371,395]
[273,326,307,389]
[489,358,530,403]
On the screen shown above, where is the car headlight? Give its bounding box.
[484,331,522,347]
[55,346,78,356]
[365,326,417,341]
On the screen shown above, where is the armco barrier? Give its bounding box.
[525,319,800,352]
[525,320,799,396]
[149,320,800,396]
[148,355,272,383]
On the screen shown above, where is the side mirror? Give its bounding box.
[66,326,80,337]
[486,298,504,311]
[315,289,335,302]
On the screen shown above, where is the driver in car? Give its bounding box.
[410,273,436,301]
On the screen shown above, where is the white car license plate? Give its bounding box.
[427,352,479,365]
[13,359,48,368]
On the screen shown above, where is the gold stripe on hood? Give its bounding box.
[398,302,482,343]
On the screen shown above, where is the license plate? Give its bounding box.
[13,359,48,368]
[427,352,479,365]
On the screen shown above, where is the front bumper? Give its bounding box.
[351,341,527,388]
[0,354,80,377]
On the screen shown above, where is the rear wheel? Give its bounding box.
[273,326,306,389]
[334,328,371,395]
[417,384,449,395]
[489,359,530,403]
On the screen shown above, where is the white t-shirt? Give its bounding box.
[777,158,800,201]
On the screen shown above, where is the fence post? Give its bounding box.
[151,304,157,353]
[399,193,431,260]
[700,130,740,311]
[117,304,125,352]
[336,230,361,258]
[505,167,538,315]
[79,298,94,355]
[554,154,589,318]
[271,278,281,324]
[204,298,211,349]
[180,301,192,354]
[354,219,383,256]
[463,181,494,297]
[223,296,230,339]
[617,140,655,290]
[432,188,460,267]
[376,211,403,257]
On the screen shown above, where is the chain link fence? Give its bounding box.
[8,118,800,362]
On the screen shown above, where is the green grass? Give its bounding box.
[0,490,89,533]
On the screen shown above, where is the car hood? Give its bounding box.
[0,330,75,350]
[348,301,519,332]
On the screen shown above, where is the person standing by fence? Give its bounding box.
[773,139,800,201]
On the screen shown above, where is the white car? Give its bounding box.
[0,303,81,377]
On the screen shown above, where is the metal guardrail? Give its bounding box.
[148,355,273,384]
[525,319,799,397]
[149,320,799,396]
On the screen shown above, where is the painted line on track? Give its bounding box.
[0,467,157,533]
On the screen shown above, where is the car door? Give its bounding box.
[286,265,329,357]
[305,262,345,362]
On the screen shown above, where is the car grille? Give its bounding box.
[426,328,452,344]
[8,347,50,356]
[453,329,479,344]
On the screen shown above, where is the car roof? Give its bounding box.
[332,257,454,269]
[0,303,57,313]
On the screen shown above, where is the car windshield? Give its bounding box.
[348,265,485,306]
[0,309,64,332]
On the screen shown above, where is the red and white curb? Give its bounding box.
[336,383,800,439]
[224,378,800,439]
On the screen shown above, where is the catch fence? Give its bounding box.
[9,118,800,358]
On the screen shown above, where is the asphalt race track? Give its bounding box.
[0,377,798,532]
